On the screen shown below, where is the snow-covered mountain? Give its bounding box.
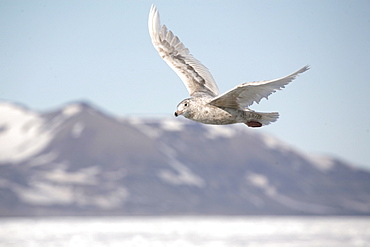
[0,101,369,216]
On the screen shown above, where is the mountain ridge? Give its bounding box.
[0,101,369,216]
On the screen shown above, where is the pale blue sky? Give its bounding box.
[1,1,370,170]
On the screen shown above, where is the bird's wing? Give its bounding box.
[209,66,310,109]
[148,5,220,97]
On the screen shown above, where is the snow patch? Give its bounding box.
[127,117,162,138]
[27,152,58,167]
[159,161,204,187]
[0,102,52,163]
[14,164,129,208]
[260,132,335,172]
[62,104,82,117]
[85,188,129,209]
[246,171,333,214]
[71,122,85,138]
[246,172,276,196]
[271,193,335,214]
[15,182,129,208]
[158,145,204,187]
[14,181,75,205]
[260,131,336,172]
[160,118,185,131]
[247,173,269,188]
[41,165,100,185]
[261,133,291,151]
[306,155,336,172]
[205,125,237,139]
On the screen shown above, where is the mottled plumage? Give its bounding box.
[148,5,309,127]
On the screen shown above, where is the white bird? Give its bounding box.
[148,5,309,127]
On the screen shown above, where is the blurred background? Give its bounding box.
[1,1,370,246]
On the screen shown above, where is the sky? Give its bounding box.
[1,0,370,170]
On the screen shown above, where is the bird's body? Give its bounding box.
[175,96,278,127]
[177,96,239,125]
[148,5,309,127]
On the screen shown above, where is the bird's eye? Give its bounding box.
[184,103,188,107]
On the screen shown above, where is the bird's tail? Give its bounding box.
[244,111,279,128]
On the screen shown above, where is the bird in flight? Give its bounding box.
[148,5,309,127]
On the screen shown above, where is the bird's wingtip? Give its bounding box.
[148,4,161,40]
[303,65,310,71]
[296,65,310,74]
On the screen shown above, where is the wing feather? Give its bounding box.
[209,66,310,109]
[148,5,220,97]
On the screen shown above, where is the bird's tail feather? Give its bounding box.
[244,111,279,127]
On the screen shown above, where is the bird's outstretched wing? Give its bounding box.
[209,66,310,109]
[148,5,220,97]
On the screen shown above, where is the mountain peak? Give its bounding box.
[61,102,85,117]
[61,100,97,113]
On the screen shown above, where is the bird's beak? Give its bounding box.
[174,110,182,117]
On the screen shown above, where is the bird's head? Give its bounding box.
[174,98,192,118]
